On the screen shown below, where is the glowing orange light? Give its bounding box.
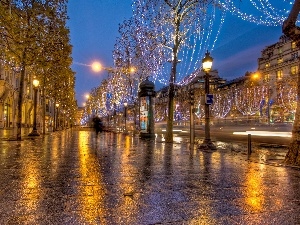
[129,67,136,73]
[91,62,102,72]
[252,73,259,79]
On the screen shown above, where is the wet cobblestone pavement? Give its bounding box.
[0,129,300,225]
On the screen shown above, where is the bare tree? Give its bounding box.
[113,18,159,102]
[133,0,216,142]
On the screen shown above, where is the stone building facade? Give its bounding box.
[257,35,299,122]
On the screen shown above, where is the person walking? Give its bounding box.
[92,116,103,136]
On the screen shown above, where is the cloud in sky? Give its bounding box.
[216,44,263,79]
[212,22,282,80]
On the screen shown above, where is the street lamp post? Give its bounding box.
[189,85,195,148]
[62,110,66,129]
[28,78,40,136]
[248,72,259,124]
[124,102,128,133]
[199,51,216,150]
[55,103,59,131]
[189,82,200,148]
[267,86,271,125]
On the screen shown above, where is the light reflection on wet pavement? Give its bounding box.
[0,130,299,225]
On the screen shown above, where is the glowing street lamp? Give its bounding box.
[91,62,102,72]
[129,66,136,73]
[91,61,136,75]
[28,78,40,136]
[199,51,216,150]
[252,73,259,80]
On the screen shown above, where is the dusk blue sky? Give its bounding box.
[67,1,286,107]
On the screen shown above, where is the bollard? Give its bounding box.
[247,133,252,158]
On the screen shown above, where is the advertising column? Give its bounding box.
[138,78,155,139]
[140,96,149,133]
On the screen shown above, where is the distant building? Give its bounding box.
[75,107,85,126]
[257,35,299,122]
[258,35,299,83]
[155,35,299,124]
[0,63,17,128]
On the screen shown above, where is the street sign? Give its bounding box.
[205,94,213,105]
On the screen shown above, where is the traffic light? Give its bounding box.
[189,89,194,105]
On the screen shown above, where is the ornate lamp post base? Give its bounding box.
[28,129,40,136]
[198,139,216,150]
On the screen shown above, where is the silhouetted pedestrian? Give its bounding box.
[92,116,103,136]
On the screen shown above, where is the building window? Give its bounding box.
[292,41,297,49]
[265,62,270,68]
[264,74,270,82]
[278,47,282,54]
[277,58,283,64]
[291,65,299,75]
[276,70,283,80]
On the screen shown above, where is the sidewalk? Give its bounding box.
[0,127,34,140]
[0,127,60,140]
[0,129,299,224]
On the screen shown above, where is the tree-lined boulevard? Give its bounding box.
[1,1,300,223]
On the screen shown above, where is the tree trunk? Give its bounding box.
[164,17,181,143]
[42,74,46,134]
[165,52,179,142]
[165,82,175,142]
[16,66,25,140]
[285,60,300,165]
[42,92,46,134]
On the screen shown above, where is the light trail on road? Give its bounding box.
[233,131,292,138]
